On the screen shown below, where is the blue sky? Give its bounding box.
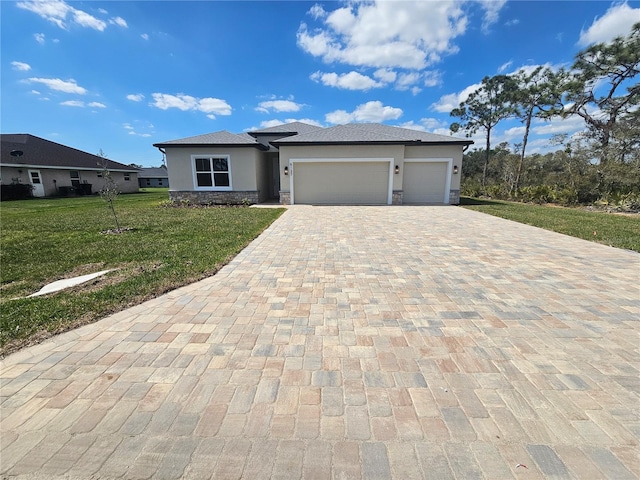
[2,0,639,166]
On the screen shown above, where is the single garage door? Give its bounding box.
[403,161,449,204]
[292,161,390,205]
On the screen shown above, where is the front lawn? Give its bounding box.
[461,197,640,252]
[0,191,285,355]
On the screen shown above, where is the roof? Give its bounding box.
[272,123,474,146]
[1,134,138,171]
[248,122,323,136]
[138,166,169,178]
[153,130,267,149]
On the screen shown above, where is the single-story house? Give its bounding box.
[1,134,140,198]
[153,122,473,206]
[138,166,169,188]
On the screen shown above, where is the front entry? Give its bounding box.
[28,170,45,197]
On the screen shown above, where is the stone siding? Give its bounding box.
[392,190,403,205]
[449,189,460,205]
[169,190,259,205]
[279,191,291,205]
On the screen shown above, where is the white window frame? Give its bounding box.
[191,154,232,191]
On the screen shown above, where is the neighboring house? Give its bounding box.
[1,134,139,198]
[153,122,473,206]
[138,166,169,188]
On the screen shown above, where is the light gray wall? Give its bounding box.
[0,166,138,195]
[165,147,261,192]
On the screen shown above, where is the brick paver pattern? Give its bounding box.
[1,206,639,479]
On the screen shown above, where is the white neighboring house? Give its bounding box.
[0,134,139,198]
[154,122,473,206]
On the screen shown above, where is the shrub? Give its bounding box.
[1,183,34,201]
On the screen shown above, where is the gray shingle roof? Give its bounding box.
[1,134,138,171]
[272,123,473,145]
[138,167,169,178]
[248,122,323,135]
[153,130,265,148]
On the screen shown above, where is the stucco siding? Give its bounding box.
[1,166,138,196]
[255,152,270,203]
[165,147,259,192]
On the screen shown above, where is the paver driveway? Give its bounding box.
[1,206,639,480]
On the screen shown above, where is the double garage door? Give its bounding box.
[290,159,451,205]
[291,160,392,205]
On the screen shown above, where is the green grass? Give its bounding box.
[461,197,640,252]
[0,191,284,355]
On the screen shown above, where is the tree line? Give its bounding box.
[451,23,639,210]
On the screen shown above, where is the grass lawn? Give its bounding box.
[0,190,284,355]
[461,197,640,253]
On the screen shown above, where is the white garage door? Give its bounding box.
[403,161,450,204]
[292,161,391,205]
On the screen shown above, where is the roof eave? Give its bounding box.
[153,142,269,151]
[271,140,474,147]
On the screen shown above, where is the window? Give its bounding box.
[158,179,164,186]
[193,156,231,189]
[97,171,103,178]
[146,179,151,186]
[124,173,131,181]
[70,170,80,186]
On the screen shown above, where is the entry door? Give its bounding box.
[28,170,45,197]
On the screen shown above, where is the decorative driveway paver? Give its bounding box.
[1,206,639,479]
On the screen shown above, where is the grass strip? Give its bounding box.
[461,197,640,253]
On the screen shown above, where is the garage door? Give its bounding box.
[402,161,449,204]
[292,161,391,205]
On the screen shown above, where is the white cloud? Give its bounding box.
[109,16,127,28]
[308,4,326,20]
[151,93,232,117]
[17,0,112,31]
[126,93,145,102]
[123,122,153,137]
[431,82,481,113]
[88,102,106,108]
[141,33,149,40]
[397,117,447,132]
[98,8,108,14]
[479,0,507,34]
[60,100,84,107]
[578,2,640,46]
[326,100,403,124]
[373,68,397,83]
[247,118,324,130]
[497,60,512,73]
[503,125,526,139]
[72,8,107,31]
[395,71,422,90]
[532,116,586,136]
[505,18,520,27]
[27,77,87,94]
[256,99,304,113]
[34,33,46,44]
[297,1,469,70]
[31,90,41,95]
[422,70,442,87]
[310,71,384,90]
[11,61,31,71]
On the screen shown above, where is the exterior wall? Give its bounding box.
[254,152,271,203]
[0,166,138,196]
[139,177,168,188]
[278,144,405,195]
[165,146,260,193]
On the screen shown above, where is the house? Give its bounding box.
[138,166,169,188]
[1,134,139,198]
[153,122,473,206]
